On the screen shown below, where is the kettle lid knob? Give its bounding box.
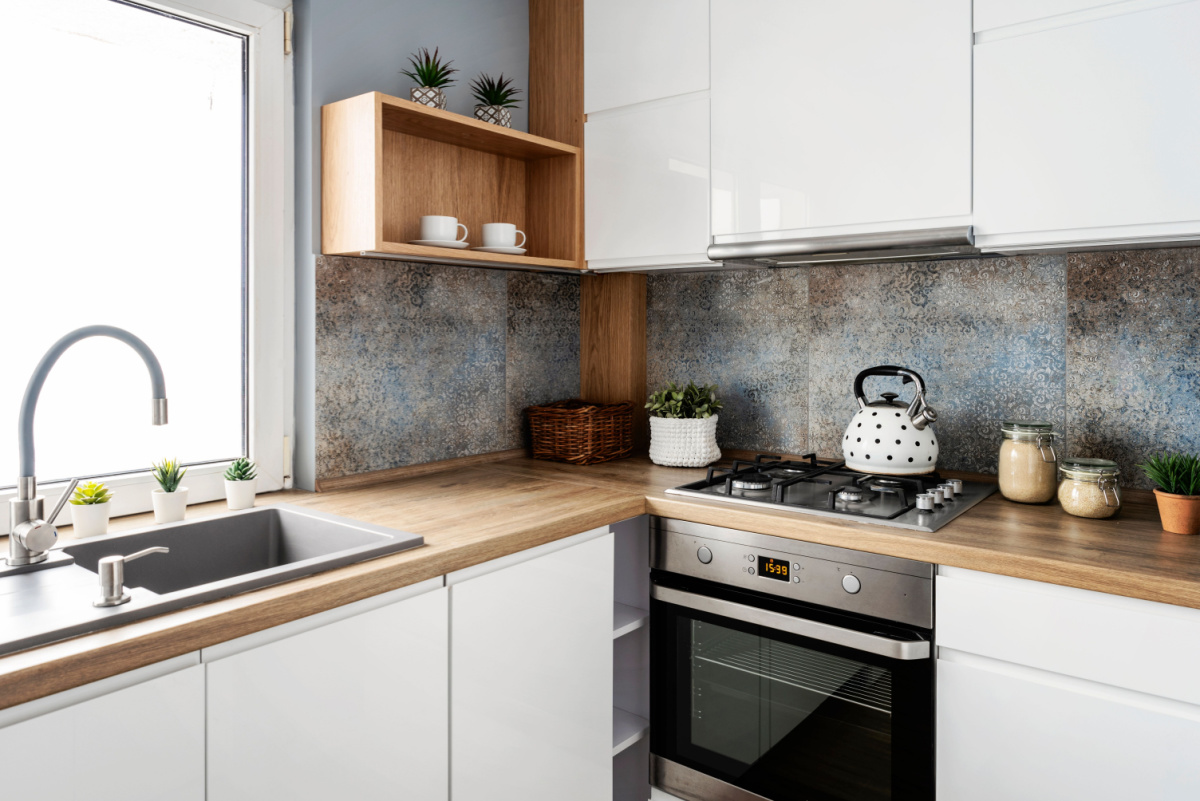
[880,392,899,404]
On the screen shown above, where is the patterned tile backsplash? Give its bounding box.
[315,256,578,480]
[648,247,1200,488]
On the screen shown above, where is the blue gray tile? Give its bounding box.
[647,269,809,455]
[1067,247,1200,488]
[505,272,581,448]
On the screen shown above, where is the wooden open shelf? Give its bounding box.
[322,92,583,270]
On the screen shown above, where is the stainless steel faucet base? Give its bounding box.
[93,592,133,608]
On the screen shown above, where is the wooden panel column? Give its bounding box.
[582,274,648,450]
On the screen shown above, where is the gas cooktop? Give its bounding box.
[665,453,997,532]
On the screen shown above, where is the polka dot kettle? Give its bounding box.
[842,365,939,475]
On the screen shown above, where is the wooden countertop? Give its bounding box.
[3,454,1199,710]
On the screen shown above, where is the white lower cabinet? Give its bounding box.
[0,656,205,801]
[450,528,614,801]
[937,566,1200,800]
[205,578,449,801]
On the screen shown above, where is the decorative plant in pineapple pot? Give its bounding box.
[646,382,723,467]
[1141,453,1200,535]
[151,458,188,525]
[224,457,258,511]
[69,481,114,538]
[401,47,458,109]
[469,73,521,128]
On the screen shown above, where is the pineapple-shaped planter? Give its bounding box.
[470,73,521,129]
[402,47,457,112]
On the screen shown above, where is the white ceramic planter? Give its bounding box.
[151,487,189,525]
[70,502,112,538]
[224,478,257,511]
[649,415,721,467]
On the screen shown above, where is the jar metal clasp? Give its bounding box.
[1036,434,1057,463]
[1099,476,1120,508]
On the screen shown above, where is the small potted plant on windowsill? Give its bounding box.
[151,458,188,525]
[646,381,723,467]
[402,47,458,110]
[1141,453,1200,535]
[224,457,258,511]
[69,481,113,538]
[469,73,522,128]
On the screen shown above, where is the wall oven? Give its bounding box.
[650,518,935,801]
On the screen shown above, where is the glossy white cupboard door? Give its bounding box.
[710,0,971,241]
[586,93,712,269]
[206,584,449,801]
[0,663,205,801]
[974,1,1200,251]
[938,656,1200,800]
[451,532,614,801]
[584,0,708,113]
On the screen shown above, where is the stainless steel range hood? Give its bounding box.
[707,225,977,266]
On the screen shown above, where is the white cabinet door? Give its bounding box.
[974,0,1200,251]
[451,530,614,801]
[586,93,712,269]
[710,0,972,241]
[584,0,708,114]
[206,580,449,801]
[938,655,1200,800]
[0,660,205,801]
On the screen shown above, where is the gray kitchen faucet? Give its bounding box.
[6,325,168,567]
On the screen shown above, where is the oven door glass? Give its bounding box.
[651,579,933,801]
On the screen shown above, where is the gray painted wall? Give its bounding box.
[293,0,530,489]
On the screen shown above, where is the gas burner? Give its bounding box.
[868,478,905,491]
[836,487,867,503]
[731,473,774,491]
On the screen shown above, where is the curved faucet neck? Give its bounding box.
[18,325,167,487]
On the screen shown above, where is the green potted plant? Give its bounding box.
[69,481,114,538]
[646,381,723,467]
[224,457,258,511]
[401,47,458,110]
[469,73,522,128]
[151,458,188,525]
[1140,453,1200,535]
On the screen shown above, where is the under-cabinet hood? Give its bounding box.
[707,225,978,266]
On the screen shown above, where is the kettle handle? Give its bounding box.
[853,365,927,408]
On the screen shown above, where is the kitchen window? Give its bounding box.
[0,0,292,530]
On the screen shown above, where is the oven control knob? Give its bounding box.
[842,574,862,594]
[697,546,713,565]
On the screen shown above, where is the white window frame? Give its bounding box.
[0,0,294,533]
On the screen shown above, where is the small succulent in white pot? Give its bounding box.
[401,47,458,109]
[150,458,188,525]
[223,457,258,511]
[646,381,723,467]
[469,73,521,127]
[69,481,113,538]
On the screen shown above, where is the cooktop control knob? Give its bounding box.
[842,574,862,594]
[697,546,713,564]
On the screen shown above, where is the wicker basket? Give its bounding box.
[527,399,634,465]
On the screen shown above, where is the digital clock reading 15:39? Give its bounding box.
[757,556,789,581]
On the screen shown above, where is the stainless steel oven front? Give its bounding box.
[650,518,935,801]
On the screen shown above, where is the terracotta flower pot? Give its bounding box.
[1153,489,1200,535]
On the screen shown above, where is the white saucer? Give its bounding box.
[410,239,470,249]
[471,246,527,255]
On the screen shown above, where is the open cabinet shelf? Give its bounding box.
[613,707,650,756]
[322,92,584,270]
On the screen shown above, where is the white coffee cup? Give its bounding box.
[481,222,526,249]
[420,215,468,243]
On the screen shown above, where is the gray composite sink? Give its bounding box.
[0,504,424,657]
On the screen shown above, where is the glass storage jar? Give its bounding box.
[998,421,1059,503]
[1058,458,1121,519]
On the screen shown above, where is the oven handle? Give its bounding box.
[652,584,931,660]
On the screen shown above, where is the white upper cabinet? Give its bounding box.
[586,93,712,269]
[584,0,709,114]
[973,0,1200,251]
[710,0,972,242]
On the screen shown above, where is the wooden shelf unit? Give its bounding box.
[322,91,583,270]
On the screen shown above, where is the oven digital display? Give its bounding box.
[757,556,789,581]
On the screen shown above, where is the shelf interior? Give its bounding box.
[613,707,649,756]
[613,602,649,639]
[379,93,577,160]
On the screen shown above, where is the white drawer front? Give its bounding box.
[936,567,1200,705]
